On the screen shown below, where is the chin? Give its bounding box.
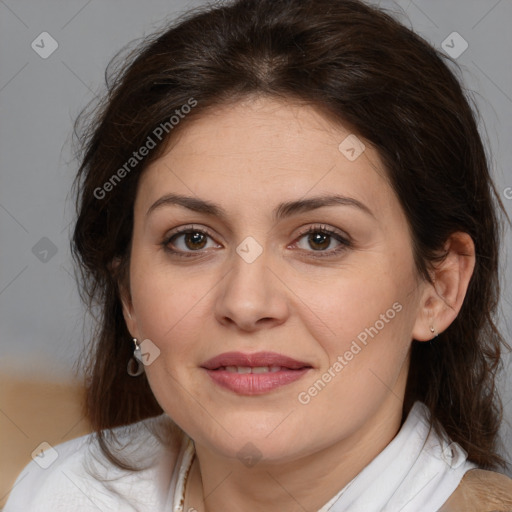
[200,428,313,466]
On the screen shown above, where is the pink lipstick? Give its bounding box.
[201,351,312,395]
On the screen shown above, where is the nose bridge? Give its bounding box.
[227,235,272,305]
[214,234,288,329]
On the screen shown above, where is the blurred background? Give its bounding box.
[1,0,511,506]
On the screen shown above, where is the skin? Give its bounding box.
[120,95,475,512]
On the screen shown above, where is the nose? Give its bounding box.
[214,243,289,332]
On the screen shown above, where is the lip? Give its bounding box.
[201,351,311,370]
[201,351,313,396]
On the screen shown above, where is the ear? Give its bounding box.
[411,232,475,342]
[110,257,139,339]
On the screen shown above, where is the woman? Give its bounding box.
[5,0,512,510]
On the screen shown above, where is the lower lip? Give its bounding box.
[203,368,311,395]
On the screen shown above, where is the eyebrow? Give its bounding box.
[145,193,375,222]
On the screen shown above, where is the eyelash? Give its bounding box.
[161,224,352,259]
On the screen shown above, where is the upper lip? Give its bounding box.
[201,351,312,370]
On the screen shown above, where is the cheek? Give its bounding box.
[292,257,405,341]
[316,288,407,371]
[295,298,410,430]
[297,264,414,392]
[129,251,210,342]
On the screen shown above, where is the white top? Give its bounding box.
[4,401,477,512]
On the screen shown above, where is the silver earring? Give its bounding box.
[127,338,144,377]
[430,326,438,338]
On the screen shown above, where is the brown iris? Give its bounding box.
[184,231,208,250]
[308,232,330,251]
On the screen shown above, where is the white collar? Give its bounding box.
[319,401,477,511]
[169,401,477,512]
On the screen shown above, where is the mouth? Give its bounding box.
[213,365,302,373]
[201,351,313,395]
[201,351,312,370]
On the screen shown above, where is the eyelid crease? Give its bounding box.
[294,223,351,242]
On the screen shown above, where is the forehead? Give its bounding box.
[136,96,397,221]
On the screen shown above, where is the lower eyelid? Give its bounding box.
[291,238,350,258]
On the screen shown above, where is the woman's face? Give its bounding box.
[121,95,429,463]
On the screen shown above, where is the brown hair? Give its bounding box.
[71,0,511,471]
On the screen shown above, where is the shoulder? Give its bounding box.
[439,468,512,512]
[3,414,187,512]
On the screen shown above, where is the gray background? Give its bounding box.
[1,0,511,473]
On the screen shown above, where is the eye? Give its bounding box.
[162,225,219,256]
[161,223,352,258]
[291,224,351,258]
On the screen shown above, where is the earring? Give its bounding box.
[430,326,439,339]
[127,337,144,377]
